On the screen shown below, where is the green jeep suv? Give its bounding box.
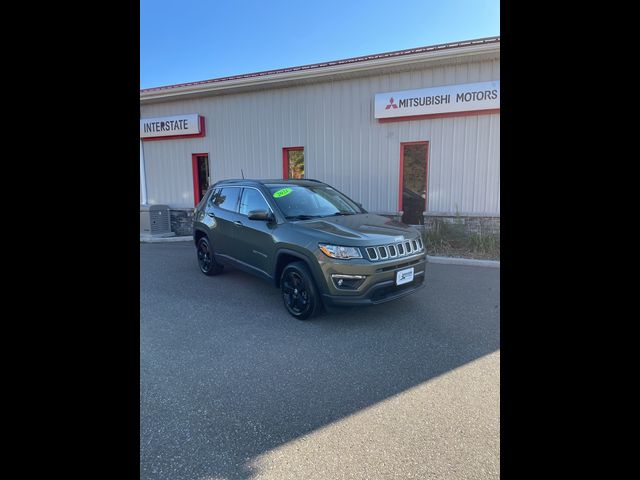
[193,179,426,319]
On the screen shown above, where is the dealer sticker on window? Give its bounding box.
[273,188,293,198]
[396,267,414,286]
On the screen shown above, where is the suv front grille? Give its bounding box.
[365,237,425,261]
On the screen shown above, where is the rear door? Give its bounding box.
[206,186,242,259]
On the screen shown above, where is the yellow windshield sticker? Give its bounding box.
[273,188,292,198]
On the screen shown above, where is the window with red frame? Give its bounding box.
[282,147,304,179]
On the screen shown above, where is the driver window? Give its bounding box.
[239,188,269,216]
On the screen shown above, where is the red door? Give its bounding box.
[192,153,210,206]
[399,142,429,225]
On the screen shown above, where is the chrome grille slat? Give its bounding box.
[365,237,424,261]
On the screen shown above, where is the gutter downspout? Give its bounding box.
[140,138,148,205]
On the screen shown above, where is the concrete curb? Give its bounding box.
[427,255,500,268]
[140,235,193,243]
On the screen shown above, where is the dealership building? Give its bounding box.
[140,36,500,236]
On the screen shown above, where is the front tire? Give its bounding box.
[196,236,224,276]
[280,261,322,320]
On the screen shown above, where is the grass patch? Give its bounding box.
[422,218,500,260]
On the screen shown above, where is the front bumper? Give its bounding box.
[320,256,427,307]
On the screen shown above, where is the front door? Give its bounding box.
[192,153,210,206]
[399,142,429,225]
[233,187,276,278]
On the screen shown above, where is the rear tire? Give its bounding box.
[280,261,322,320]
[196,236,224,276]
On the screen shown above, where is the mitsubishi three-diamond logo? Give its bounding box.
[385,97,398,109]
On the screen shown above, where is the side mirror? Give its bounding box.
[248,210,273,221]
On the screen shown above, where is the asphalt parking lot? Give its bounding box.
[140,242,500,480]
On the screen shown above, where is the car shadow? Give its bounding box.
[140,245,500,480]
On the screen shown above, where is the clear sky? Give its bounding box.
[140,0,499,89]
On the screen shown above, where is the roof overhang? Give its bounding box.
[140,37,500,105]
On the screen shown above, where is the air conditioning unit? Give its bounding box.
[140,204,174,237]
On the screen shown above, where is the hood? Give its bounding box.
[294,213,419,245]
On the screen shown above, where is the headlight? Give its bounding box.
[318,244,363,259]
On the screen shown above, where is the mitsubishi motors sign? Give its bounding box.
[374,81,500,120]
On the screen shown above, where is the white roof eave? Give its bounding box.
[140,42,500,104]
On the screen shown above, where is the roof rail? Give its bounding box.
[216,178,256,183]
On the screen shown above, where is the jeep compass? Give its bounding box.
[193,179,426,319]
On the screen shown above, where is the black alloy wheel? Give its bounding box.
[281,261,321,320]
[197,236,223,276]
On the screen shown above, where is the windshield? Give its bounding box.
[266,184,363,220]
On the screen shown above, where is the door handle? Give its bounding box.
[207,212,215,217]
[233,221,243,226]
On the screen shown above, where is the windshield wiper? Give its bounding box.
[324,211,356,217]
[285,214,322,220]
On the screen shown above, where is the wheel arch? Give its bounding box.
[273,248,326,293]
[194,228,207,246]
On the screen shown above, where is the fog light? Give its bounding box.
[332,274,366,290]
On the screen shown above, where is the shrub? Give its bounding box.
[467,233,500,256]
[422,218,500,259]
[424,226,451,252]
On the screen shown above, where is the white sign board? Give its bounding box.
[140,114,201,138]
[374,81,500,119]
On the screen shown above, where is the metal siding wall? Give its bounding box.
[141,58,499,215]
